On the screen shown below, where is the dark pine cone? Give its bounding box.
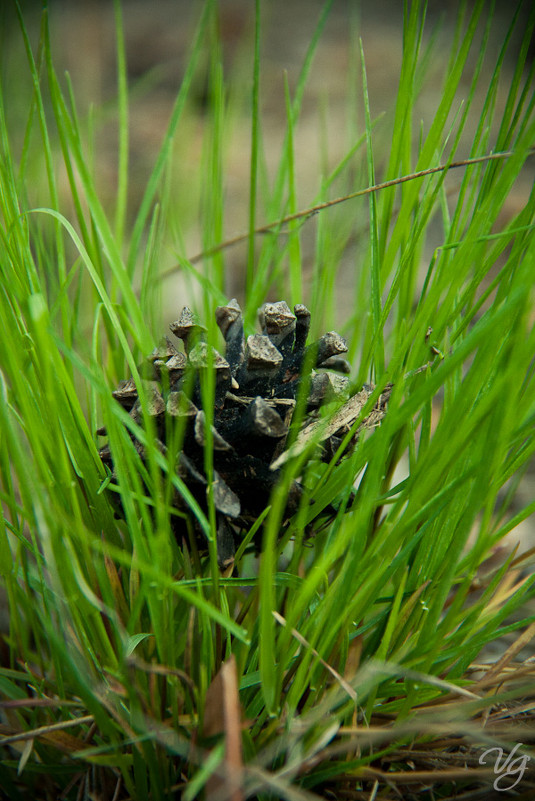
[99,300,389,569]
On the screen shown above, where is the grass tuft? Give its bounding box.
[1,1,535,799]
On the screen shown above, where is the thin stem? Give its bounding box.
[160,148,534,277]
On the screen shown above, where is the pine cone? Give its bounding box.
[99,300,390,569]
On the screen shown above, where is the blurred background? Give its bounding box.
[2,0,533,315]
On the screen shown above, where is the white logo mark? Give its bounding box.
[479,742,531,791]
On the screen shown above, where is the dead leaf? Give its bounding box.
[203,655,244,801]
